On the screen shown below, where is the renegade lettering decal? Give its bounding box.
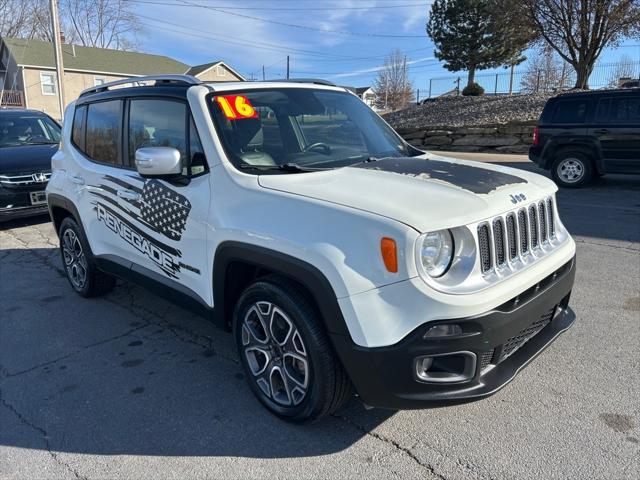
[96,202,182,278]
[351,157,527,194]
[214,95,258,120]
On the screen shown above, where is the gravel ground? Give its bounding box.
[384,94,553,130]
[1,160,639,480]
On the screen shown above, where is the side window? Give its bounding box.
[85,100,121,165]
[594,98,611,123]
[72,105,86,149]
[552,99,587,124]
[609,98,627,122]
[628,97,640,124]
[128,99,187,167]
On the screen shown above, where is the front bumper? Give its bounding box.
[0,187,49,222]
[330,256,576,409]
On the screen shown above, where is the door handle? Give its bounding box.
[69,174,85,185]
[593,129,609,134]
[117,189,141,201]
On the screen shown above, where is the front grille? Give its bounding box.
[0,172,51,187]
[506,214,517,260]
[529,205,539,248]
[539,201,547,242]
[497,307,555,363]
[478,197,556,274]
[493,219,506,266]
[547,198,555,238]
[477,224,491,273]
[518,209,528,254]
[479,349,495,371]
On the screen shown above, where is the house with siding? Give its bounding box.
[0,37,244,120]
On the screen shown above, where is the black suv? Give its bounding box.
[0,109,61,221]
[529,88,640,188]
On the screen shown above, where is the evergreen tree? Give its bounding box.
[426,0,533,87]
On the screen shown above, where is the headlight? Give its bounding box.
[419,230,454,278]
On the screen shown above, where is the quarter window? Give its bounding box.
[72,105,86,149]
[40,73,56,95]
[552,99,587,124]
[85,100,121,165]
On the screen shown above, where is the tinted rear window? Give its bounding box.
[595,96,640,123]
[85,100,120,165]
[552,99,587,124]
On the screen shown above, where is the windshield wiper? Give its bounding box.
[239,162,328,173]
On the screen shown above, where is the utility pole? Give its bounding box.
[262,65,265,81]
[286,56,290,79]
[50,0,66,121]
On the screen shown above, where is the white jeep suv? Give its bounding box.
[47,75,577,422]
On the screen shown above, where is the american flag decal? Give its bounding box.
[139,180,191,241]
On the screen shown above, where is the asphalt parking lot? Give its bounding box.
[1,159,639,480]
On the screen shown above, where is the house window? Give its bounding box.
[40,72,56,95]
[94,77,107,86]
[216,65,225,76]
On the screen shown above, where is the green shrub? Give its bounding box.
[462,82,485,96]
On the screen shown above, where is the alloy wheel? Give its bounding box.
[557,158,585,184]
[241,301,310,406]
[62,229,88,290]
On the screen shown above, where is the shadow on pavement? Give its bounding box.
[0,246,393,458]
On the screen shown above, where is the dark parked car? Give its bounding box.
[529,88,640,188]
[0,109,61,221]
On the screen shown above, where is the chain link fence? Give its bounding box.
[424,61,640,98]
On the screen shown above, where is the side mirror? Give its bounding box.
[135,147,182,177]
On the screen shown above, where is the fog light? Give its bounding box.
[424,324,462,338]
[414,352,476,383]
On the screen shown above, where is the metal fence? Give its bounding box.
[425,61,640,98]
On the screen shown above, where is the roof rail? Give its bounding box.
[80,74,202,97]
[265,78,337,87]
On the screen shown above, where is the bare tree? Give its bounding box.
[0,0,50,39]
[521,46,572,93]
[63,0,140,50]
[607,54,638,86]
[1,0,140,50]
[373,50,414,111]
[524,0,640,89]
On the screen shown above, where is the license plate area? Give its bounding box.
[30,191,47,205]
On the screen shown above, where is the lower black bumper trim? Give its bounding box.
[330,256,576,409]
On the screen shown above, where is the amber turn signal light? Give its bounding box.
[380,237,398,273]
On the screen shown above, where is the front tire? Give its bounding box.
[233,276,352,423]
[59,217,115,297]
[551,152,594,188]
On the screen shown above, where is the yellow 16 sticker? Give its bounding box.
[215,95,258,120]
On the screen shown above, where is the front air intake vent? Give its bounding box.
[505,214,517,260]
[518,209,528,254]
[493,219,506,266]
[547,198,555,238]
[539,201,548,242]
[529,205,539,248]
[477,224,492,273]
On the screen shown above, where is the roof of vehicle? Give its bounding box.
[552,87,640,99]
[0,108,54,116]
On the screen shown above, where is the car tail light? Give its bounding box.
[532,126,539,146]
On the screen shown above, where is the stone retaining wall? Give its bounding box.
[397,121,536,154]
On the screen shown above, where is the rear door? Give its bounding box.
[589,95,640,173]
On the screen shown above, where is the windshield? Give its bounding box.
[208,88,419,173]
[0,113,61,148]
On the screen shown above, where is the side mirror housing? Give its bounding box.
[135,147,182,178]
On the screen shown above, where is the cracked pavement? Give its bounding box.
[1,165,639,479]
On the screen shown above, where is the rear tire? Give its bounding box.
[551,152,594,188]
[59,217,115,297]
[233,275,352,423]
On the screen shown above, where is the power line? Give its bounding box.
[126,0,430,11]
[170,0,427,38]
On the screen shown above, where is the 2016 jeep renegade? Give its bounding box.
[47,75,577,422]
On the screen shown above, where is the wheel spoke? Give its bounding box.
[269,306,293,346]
[243,306,270,345]
[244,346,271,376]
[269,365,292,406]
[283,352,308,389]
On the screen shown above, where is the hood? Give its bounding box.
[258,154,557,232]
[0,144,57,175]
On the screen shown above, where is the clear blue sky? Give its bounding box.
[129,0,640,93]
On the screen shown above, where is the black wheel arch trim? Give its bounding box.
[212,241,352,338]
